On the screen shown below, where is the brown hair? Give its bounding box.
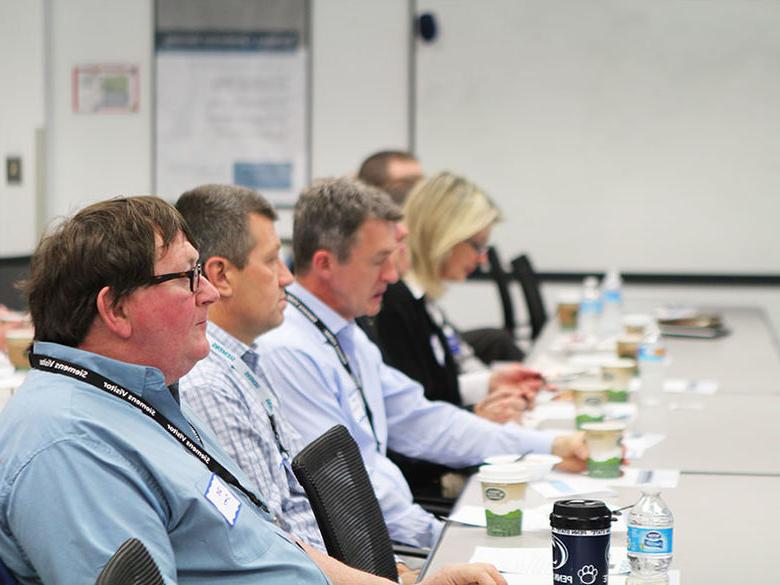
[21,196,192,346]
[293,177,402,274]
[357,150,421,205]
[176,184,276,268]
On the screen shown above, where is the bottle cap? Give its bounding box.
[550,499,613,530]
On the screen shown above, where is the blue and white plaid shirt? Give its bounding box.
[180,321,325,550]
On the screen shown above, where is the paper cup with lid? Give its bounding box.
[582,421,625,478]
[600,358,637,402]
[570,380,610,428]
[477,463,531,536]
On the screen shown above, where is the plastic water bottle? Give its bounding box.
[578,276,602,339]
[637,323,666,404]
[600,267,623,337]
[627,486,674,579]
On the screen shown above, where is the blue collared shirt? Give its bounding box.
[180,322,325,550]
[0,341,330,585]
[257,282,557,548]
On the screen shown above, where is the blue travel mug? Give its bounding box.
[550,499,612,585]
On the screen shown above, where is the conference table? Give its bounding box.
[421,305,780,584]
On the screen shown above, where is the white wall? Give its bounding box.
[310,0,411,178]
[44,0,153,225]
[0,0,44,255]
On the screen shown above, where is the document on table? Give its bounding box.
[448,503,627,532]
[532,468,679,498]
[470,546,680,584]
[630,377,718,394]
[623,432,666,459]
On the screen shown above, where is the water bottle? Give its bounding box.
[600,268,623,337]
[627,486,674,579]
[637,323,666,404]
[578,276,602,340]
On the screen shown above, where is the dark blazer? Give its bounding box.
[374,280,463,406]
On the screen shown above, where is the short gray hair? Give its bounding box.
[293,177,402,273]
[175,184,276,268]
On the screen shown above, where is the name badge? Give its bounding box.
[430,334,446,366]
[346,387,368,423]
[205,473,241,526]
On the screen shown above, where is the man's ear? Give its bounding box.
[310,250,335,280]
[203,256,233,298]
[95,286,132,339]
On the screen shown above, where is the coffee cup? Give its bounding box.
[477,463,530,536]
[550,499,612,585]
[556,295,580,330]
[581,421,625,478]
[623,313,651,336]
[600,358,637,402]
[616,335,642,359]
[5,328,34,370]
[570,381,609,429]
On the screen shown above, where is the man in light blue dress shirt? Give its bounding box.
[0,195,506,585]
[258,178,588,549]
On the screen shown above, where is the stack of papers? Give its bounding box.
[469,546,681,584]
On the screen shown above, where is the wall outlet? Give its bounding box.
[6,157,22,185]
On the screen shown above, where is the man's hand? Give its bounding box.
[489,364,544,396]
[474,387,528,423]
[552,432,589,473]
[420,563,507,585]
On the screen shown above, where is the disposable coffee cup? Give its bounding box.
[5,328,34,370]
[582,421,625,479]
[600,358,637,403]
[550,499,612,585]
[623,314,651,337]
[557,295,580,330]
[616,334,642,359]
[570,381,610,429]
[477,464,530,536]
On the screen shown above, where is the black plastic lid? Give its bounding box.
[550,499,613,530]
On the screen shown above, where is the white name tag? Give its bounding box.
[204,474,241,526]
[430,334,446,366]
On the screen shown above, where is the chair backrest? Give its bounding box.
[485,247,517,335]
[510,254,548,340]
[95,538,164,585]
[292,425,398,581]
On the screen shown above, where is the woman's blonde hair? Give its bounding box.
[404,171,501,299]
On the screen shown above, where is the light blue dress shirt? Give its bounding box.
[180,321,325,550]
[0,341,331,585]
[257,282,557,548]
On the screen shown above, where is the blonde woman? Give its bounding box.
[375,172,541,422]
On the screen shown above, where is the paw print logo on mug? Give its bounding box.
[577,564,598,585]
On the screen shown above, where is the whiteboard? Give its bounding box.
[415,0,780,274]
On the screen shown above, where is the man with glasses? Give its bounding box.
[0,196,505,585]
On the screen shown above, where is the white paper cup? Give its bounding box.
[477,464,530,536]
[581,421,625,478]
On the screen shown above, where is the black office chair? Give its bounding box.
[486,247,517,336]
[95,538,164,585]
[510,254,548,341]
[293,425,419,581]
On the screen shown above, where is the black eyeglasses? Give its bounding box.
[147,263,202,293]
[465,240,489,255]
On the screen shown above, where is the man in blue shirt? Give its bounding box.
[258,177,588,549]
[0,195,504,585]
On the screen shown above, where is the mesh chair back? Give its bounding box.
[292,425,398,581]
[511,254,548,340]
[486,247,516,335]
[95,538,164,585]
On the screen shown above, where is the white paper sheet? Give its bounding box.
[623,432,666,459]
